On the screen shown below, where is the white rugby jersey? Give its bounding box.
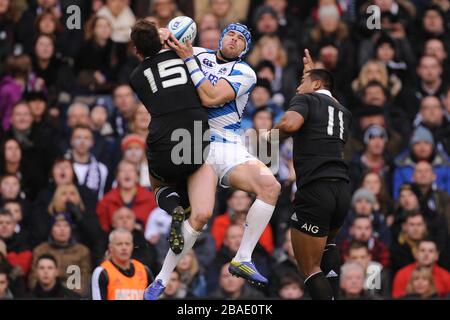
[193,47,257,143]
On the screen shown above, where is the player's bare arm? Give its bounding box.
[275,111,305,134]
[167,34,235,107]
[263,111,304,142]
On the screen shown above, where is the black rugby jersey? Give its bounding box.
[288,91,352,188]
[129,49,208,148]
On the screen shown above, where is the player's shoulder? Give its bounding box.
[289,93,312,106]
[231,61,256,79]
[129,63,143,85]
[193,46,215,56]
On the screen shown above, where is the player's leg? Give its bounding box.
[289,180,337,299]
[145,163,217,300]
[321,228,341,299]
[148,174,186,254]
[149,171,183,217]
[321,180,351,299]
[226,160,281,285]
[290,228,334,300]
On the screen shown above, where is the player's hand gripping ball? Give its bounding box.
[167,16,197,45]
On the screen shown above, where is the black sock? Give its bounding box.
[304,271,334,300]
[156,187,181,215]
[321,244,341,299]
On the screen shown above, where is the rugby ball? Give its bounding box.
[167,16,197,45]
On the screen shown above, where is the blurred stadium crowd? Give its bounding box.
[0,0,449,300]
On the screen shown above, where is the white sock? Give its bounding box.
[155,220,200,286]
[234,199,275,262]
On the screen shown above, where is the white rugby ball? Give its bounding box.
[167,16,197,45]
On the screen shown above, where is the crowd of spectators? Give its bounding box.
[0,0,449,300]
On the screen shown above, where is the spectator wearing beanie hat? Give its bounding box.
[253,5,279,39]
[349,125,393,193]
[336,188,391,246]
[121,134,150,189]
[393,126,450,199]
[29,213,91,297]
[241,78,284,130]
[306,3,355,87]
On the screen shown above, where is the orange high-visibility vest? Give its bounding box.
[101,259,148,300]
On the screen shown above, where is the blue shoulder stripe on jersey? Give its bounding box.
[223,122,241,130]
[174,20,194,39]
[207,101,237,119]
[230,69,244,76]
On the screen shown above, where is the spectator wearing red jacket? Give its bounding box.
[96,160,156,232]
[0,209,32,276]
[392,239,450,298]
[211,190,274,255]
[340,216,390,267]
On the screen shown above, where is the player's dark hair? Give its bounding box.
[36,254,58,267]
[307,69,334,92]
[130,20,162,58]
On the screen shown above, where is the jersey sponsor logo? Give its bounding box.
[291,213,298,222]
[202,58,215,68]
[326,270,338,278]
[301,223,319,234]
[218,67,228,75]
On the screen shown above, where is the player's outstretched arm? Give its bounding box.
[265,111,305,142]
[167,35,235,107]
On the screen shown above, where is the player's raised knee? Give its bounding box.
[256,176,281,203]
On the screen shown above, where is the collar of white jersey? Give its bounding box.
[315,89,333,98]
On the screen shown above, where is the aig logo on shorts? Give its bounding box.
[302,222,319,234]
